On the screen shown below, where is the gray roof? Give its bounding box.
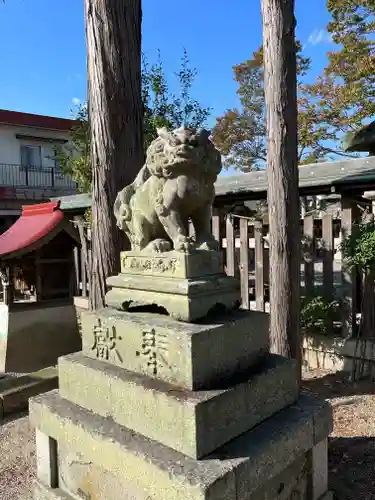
[51,193,91,211]
[215,155,375,200]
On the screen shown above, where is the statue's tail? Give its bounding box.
[114,163,150,231]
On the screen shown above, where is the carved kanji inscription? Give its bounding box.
[136,328,168,375]
[91,319,122,363]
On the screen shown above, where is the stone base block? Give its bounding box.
[0,366,58,419]
[58,353,298,459]
[105,273,240,322]
[109,250,240,322]
[0,302,81,373]
[81,308,269,390]
[120,250,224,279]
[30,391,332,500]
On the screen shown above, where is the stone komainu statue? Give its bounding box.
[114,127,222,253]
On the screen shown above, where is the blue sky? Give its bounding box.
[0,0,333,127]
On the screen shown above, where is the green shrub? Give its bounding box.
[340,218,375,272]
[300,295,340,335]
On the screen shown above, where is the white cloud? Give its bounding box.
[72,97,81,106]
[307,29,332,46]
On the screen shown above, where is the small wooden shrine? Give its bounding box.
[0,201,82,373]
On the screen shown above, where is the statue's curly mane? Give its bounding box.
[145,126,222,179]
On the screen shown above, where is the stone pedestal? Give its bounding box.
[106,250,241,322]
[30,251,332,500]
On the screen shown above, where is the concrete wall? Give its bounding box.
[303,334,375,375]
[0,301,82,373]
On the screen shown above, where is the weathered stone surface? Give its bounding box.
[310,439,328,500]
[58,447,149,500]
[29,390,332,500]
[107,272,237,296]
[248,455,308,500]
[299,391,333,444]
[81,308,269,390]
[35,429,58,487]
[114,127,221,254]
[120,250,224,279]
[105,273,240,322]
[34,482,73,500]
[58,353,298,459]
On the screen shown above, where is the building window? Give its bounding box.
[54,157,62,173]
[20,145,42,169]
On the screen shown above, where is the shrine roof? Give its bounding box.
[0,201,65,259]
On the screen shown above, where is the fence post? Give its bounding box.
[212,208,221,244]
[73,246,80,296]
[303,215,314,296]
[322,215,334,300]
[239,218,249,309]
[254,220,265,311]
[51,168,55,188]
[341,196,360,337]
[226,215,235,276]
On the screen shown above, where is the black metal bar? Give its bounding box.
[0,163,76,190]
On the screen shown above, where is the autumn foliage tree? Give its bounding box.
[214,1,375,171]
[212,43,314,171]
[303,0,375,156]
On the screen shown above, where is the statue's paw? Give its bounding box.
[145,238,172,253]
[117,216,129,231]
[121,207,131,221]
[173,235,193,253]
[198,239,219,251]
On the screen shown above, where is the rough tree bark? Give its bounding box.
[85,0,143,310]
[261,0,301,376]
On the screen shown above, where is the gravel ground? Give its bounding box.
[0,368,374,500]
[0,411,35,500]
[303,369,375,500]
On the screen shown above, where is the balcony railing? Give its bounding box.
[0,164,77,191]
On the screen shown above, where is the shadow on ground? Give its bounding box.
[302,371,375,399]
[329,436,375,500]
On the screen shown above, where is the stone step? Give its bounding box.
[81,308,269,390]
[58,353,298,459]
[29,390,332,500]
[0,366,58,419]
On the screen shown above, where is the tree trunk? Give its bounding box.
[85,0,143,310]
[261,0,301,376]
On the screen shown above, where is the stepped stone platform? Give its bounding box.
[106,250,241,322]
[30,248,332,500]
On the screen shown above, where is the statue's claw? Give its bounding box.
[173,235,194,253]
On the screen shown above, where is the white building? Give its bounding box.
[0,109,78,232]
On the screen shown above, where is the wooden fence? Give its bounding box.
[73,198,375,340]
